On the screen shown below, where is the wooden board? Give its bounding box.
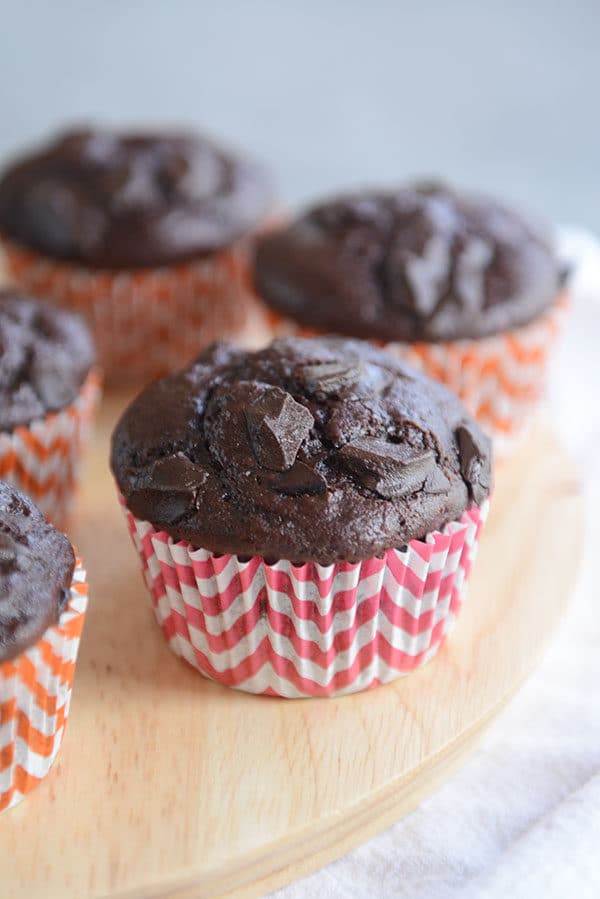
[0,395,583,899]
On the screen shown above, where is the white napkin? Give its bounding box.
[270,228,600,899]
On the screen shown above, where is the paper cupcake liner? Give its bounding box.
[0,558,88,813]
[0,370,101,527]
[123,501,488,698]
[1,237,261,385]
[266,296,568,456]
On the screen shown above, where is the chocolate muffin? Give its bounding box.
[0,289,99,524]
[255,183,568,451]
[112,336,491,563]
[114,336,491,697]
[0,128,272,269]
[0,289,95,430]
[0,127,274,383]
[0,480,74,663]
[0,479,89,812]
[255,182,564,342]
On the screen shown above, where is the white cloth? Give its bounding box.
[271,229,600,899]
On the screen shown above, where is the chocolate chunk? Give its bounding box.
[453,237,493,313]
[129,490,191,525]
[424,467,451,495]
[128,454,209,524]
[31,352,78,411]
[456,423,492,505]
[263,460,326,496]
[324,399,382,448]
[245,387,313,471]
[150,454,209,491]
[403,234,450,317]
[296,361,363,398]
[0,532,17,569]
[338,437,438,499]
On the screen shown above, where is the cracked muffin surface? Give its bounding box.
[0,480,74,663]
[0,128,272,268]
[112,336,492,563]
[0,289,95,430]
[255,183,564,342]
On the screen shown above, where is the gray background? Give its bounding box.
[1,0,599,229]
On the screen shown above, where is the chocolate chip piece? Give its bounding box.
[403,234,451,317]
[456,423,492,505]
[32,352,76,410]
[110,161,162,214]
[128,453,209,524]
[151,454,210,491]
[296,361,363,398]
[454,237,493,313]
[0,532,17,569]
[244,387,313,471]
[16,550,33,572]
[127,489,190,524]
[337,437,438,499]
[264,460,326,496]
[424,466,451,495]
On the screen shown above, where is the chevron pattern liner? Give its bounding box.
[0,558,88,813]
[0,370,101,527]
[124,501,488,698]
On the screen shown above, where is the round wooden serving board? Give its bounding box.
[0,395,583,899]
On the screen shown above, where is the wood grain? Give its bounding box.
[0,394,583,899]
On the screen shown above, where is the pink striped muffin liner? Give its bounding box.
[124,501,488,698]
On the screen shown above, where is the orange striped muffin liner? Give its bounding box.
[0,370,101,528]
[0,557,88,813]
[266,295,568,455]
[1,237,263,385]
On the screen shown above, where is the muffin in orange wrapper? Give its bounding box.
[255,183,569,454]
[0,128,273,384]
[0,482,89,813]
[112,336,492,698]
[0,290,100,527]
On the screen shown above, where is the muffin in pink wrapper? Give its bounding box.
[112,336,492,698]
[255,182,569,455]
[0,289,99,527]
[0,482,89,812]
[0,128,273,384]
[124,501,486,697]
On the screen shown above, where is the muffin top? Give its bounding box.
[0,290,96,430]
[111,336,492,564]
[0,481,75,663]
[0,128,272,268]
[255,182,565,342]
